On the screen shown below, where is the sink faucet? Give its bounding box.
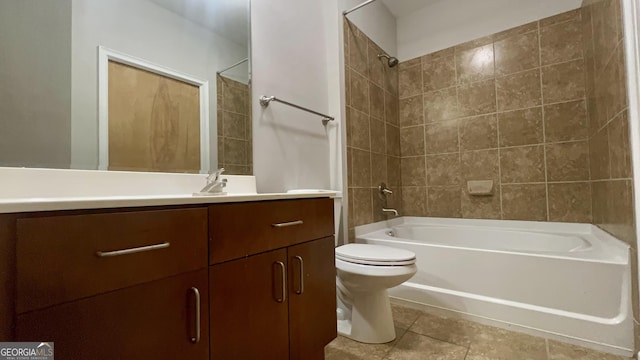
[382,208,399,216]
[197,168,227,195]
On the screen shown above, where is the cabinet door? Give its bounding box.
[210,249,289,360]
[288,237,337,360]
[16,269,209,360]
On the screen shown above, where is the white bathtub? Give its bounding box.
[355,217,633,355]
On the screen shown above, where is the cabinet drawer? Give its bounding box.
[16,208,208,313]
[209,198,334,264]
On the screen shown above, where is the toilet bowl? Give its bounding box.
[335,243,417,344]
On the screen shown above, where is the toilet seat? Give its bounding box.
[336,244,416,266]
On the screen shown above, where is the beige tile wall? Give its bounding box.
[344,19,401,240]
[397,9,593,222]
[344,1,638,349]
[217,75,252,175]
[582,0,638,349]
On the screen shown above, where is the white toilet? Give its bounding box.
[335,243,417,343]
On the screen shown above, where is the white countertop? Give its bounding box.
[0,191,339,214]
[0,167,340,214]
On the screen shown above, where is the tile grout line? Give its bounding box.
[410,97,584,127]
[391,177,622,189]
[584,100,593,222]
[583,3,597,224]
[379,41,390,220]
[221,108,251,117]
[493,39,504,220]
[606,124,613,181]
[454,46,462,218]
[595,33,626,83]
[391,139,590,162]
[537,21,551,221]
[221,82,227,165]
[382,316,422,359]
[347,35,355,217]
[364,36,375,223]
[421,55,429,216]
[595,107,628,136]
[545,337,550,360]
[399,56,584,103]
[592,177,634,182]
[539,55,585,70]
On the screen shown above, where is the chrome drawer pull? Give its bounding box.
[272,220,304,228]
[274,261,286,303]
[190,287,201,344]
[96,242,170,257]
[294,256,304,295]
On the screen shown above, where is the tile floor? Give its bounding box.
[325,303,632,360]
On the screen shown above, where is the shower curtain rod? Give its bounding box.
[343,0,377,16]
[216,58,249,75]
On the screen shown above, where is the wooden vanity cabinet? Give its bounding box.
[5,207,210,360]
[209,198,337,360]
[0,197,337,360]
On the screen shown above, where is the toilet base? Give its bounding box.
[337,289,396,344]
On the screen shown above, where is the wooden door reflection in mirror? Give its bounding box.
[99,49,210,174]
[108,61,200,173]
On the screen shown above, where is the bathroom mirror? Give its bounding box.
[0,0,252,175]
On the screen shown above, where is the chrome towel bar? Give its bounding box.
[260,95,335,126]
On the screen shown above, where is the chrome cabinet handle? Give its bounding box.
[190,287,201,344]
[274,261,286,303]
[294,256,304,295]
[96,242,170,257]
[272,220,304,228]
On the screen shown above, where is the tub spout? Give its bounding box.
[382,208,399,216]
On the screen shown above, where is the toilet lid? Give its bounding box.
[336,244,416,266]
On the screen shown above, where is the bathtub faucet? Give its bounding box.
[379,183,393,195]
[382,208,399,217]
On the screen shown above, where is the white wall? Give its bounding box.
[0,0,72,168]
[71,0,248,170]
[396,0,582,61]
[341,0,397,56]
[324,0,345,194]
[251,0,360,243]
[251,0,336,193]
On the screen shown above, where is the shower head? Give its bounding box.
[377,54,399,68]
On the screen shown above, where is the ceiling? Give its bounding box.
[381,0,444,18]
[148,0,249,47]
